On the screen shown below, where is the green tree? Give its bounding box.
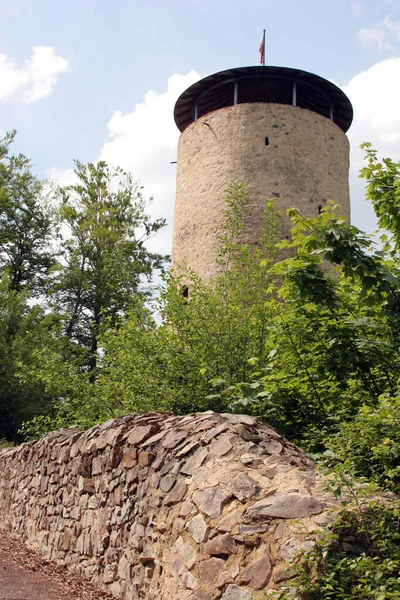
[0,276,58,441]
[224,147,400,458]
[247,204,400,442]
[51,160,167,373]
[0,131,56,295]
[77,183,283,422]
[360,142,400,255]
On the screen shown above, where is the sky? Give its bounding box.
[1,0,400,255]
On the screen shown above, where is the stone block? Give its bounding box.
[241,555,272,590]
[193,487,231,519]
[186,514,209,543]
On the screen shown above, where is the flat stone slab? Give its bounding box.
[245,493,326,520]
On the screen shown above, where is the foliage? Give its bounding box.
[0,275,58,441]
[360,142,400,255]
[0,438,14,448]
[0,131,56,295]
[49,160,167,372]
[78,182,284,422]
[219,204,399,442]
[37,157,400,456]
[325,391,400,491]
[18,415,58,443]
[276,472,400,600]
[0,133,170,441]
[2,137,399,484]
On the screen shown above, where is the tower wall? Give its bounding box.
[172,102,350,283]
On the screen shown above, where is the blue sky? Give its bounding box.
[1,0,400,254]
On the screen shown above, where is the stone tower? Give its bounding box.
[171,66,353,284]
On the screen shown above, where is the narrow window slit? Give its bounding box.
[265,137,269,146]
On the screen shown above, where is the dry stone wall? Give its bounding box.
[0,412,340,599]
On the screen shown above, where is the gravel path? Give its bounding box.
[0,530,117,600]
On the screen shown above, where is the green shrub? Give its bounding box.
[326,392,400,491]
[275,472,400,600]
[280,502,400,600]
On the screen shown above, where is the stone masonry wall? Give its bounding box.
[0,412,340,599]
[172,103,350,283]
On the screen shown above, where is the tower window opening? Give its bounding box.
[318,205,323,214]
[181,286,189,300]
[265,137,269,146]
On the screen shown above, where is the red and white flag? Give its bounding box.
[259,30,265,65]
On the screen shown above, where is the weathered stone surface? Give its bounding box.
[245,494,326,520]
[262,441,283,454]
[160,458,179,476]
[180,501,195,517]
[190,591,213,600]
[241,555,272,590]
[122,448,137,469]
[186,514,209,543]
[220,584,252,600]
[203,534,237,556]
[239,524,269,535]
[160,475,176,493]
[174,536,197,569]
[192,487,231,519]
[273,522,291,541]
[201,423,229,444]
[209,435,233,458]
[279,538,315,562]
[222,414,256,426]
[217,507,244,532]
[88,496,99,509]
[127,425,158,446]
[141,430,167,447]
[0,410,363,600]
[181,448,208,476]
[229,473,259,502]
[273,566,296,583]
[162,429,188,449]
[139,548,155,563]
[170,556,184,578]
[165,480,187,505]
[176,440,200,458]
[198,557,225,584]
[138,450,154,468]
[172,101,351,286]
[182,571,198,590]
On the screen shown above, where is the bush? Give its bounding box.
[280,501,400,600]
[326,392,400,492]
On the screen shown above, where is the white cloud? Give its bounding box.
[358,26,394,50]
[382,15,400,36]
[0,46,69,103]
[343,57,400,231]
[358,16,400,50]
[99,70,201,256]
[351,0,364,18]
[46,166,76,187]
[344,57,400,159]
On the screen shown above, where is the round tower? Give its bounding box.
[172,66,353,283]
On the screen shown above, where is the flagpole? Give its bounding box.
[262,29,266,66]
